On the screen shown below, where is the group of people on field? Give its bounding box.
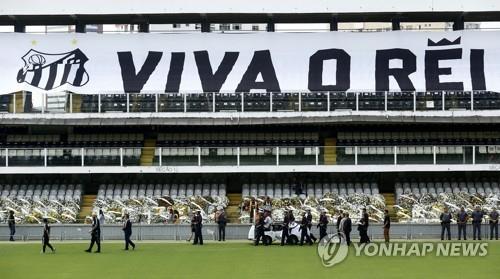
[439,206,499,240]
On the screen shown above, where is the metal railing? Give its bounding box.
[3,91,500,114]
[0,145,499,168]
[0,223,495,241]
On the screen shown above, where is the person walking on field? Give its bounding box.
[317,209,329,240]
[383,209,390,243]
[122,213,136,250]
[41,218,55,254]
[340,213,352,246]
[8,210,15,242]
[85,212,101,253]
[305,208,317,243]
[193,210,203,245]
[299,212,313,246]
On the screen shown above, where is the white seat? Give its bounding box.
[467,182,475,193]
[186,184,194,197]
[201,183,210,197]
[161,185,170,197]
[354,183,363,194]
[330,183,339,195]
[250,184,258,197]
[219,184,226,196]
[274,184,282,199]
[282,184,290,198]
[207,184,217,197]
[338,183,347,195]
[266,184,274,197]
[362,183,371,195]
[194,184,202,196]
[177,184,186,197]
[258,184,266,197]
[306,183,315,196]
[170,184,178,198]
[315,183,323,198]
[242,184,250,197]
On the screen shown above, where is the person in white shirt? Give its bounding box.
[98,209,105,240]
[263,210,273,231]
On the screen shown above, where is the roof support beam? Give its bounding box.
[392,18,401,31]
[453,15,465,30]
[138,22,150,33]
[329,16,338,31]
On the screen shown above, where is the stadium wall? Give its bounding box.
[0,223,494,241]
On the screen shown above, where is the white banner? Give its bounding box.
[0,31,499,94]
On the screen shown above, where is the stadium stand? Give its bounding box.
[0,182,81,223]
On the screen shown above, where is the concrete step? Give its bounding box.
[78,195,97,221]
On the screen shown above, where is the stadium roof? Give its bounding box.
[1,0,500,25]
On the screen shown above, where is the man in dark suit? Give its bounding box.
[305,208,317,243]
[216,208,227,242]
[41,218,55,253]
[471,206,484,240]
[122,213,135,250]
[254,210,265,246]
[299,212,313,246]
[440,207,452,240]
[85,213,101,253]
[359,208,370,244]
[336,210,343,243]
[8,210,15,241]
[490,207,499,240]
[193,210,203,245]
[383,209,391,243]
[456,207,468,240]
[317,208,329,240]
[281,209,294,246]
[341,213,352,246]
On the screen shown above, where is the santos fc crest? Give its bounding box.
[17,48,89,90]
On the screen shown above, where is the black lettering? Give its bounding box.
[194,51,239,92]
[236,50,280,92]
[117,51,163,93]
[375,49,416,91]
[165,52,185,93]
[308,49,350,91]
[470,49,486,91]
[425,48,464,91]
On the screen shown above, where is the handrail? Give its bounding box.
[3,90,500,114]
[0,145,497,167]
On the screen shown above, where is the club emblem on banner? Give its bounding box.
[16,48,89,90]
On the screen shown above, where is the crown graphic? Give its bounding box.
[427,37,461,47]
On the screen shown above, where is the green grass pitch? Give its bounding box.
[1,241,499,279]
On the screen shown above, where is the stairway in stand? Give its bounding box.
[382,193,398,221]
[323,138,337,165]
[226,193,242,224]
[71,94,82,112]
[10,91,24,113]
[78,194,96,223]
[140,138,157,166]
